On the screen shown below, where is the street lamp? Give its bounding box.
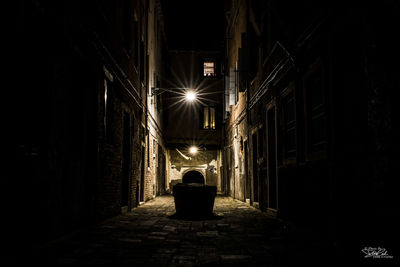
[151,87,197,101]
[189,146,198,155]
[185,91,196,101]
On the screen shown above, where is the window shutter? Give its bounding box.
[210,107,215,129]
[229,67,236,106]
[225,75,231,113]
[203,107,209,129]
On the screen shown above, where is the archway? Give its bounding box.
[182,170,205,184]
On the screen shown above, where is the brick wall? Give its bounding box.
[145,136,155,201]
[97,94,123,218]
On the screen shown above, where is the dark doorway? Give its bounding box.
[140,145,145,202]
[182,170,205,184]
[157,144,166,195]
[223,148,228,194]
[121,112,131,209]
[228,147,233,195]
[252,133,259,202]
[244,140,250,202]
[267,108,277,209]
[258,126,267,211]
[135,180,139,207]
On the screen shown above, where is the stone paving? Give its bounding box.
[32,195,327,266]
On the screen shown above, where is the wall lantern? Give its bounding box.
[185,91,196,101]
[189,146,198,155]
[151,87,197,102]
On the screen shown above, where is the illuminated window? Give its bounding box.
[203,61,215,77]
[203,106,216,129]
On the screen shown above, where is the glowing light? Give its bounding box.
[189,146,198,154]
[185,91,196,101]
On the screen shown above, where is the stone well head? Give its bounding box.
[182,170,205,184]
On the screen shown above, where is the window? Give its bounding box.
[235,61,239,102]
[228,66,237,105]
[141,125,146,144]
[155,74,161,112]
[203,61,215,77]
[153,138,156,159]
[202,106,216,129]
[147,130,150,168]
[104,68,114,143]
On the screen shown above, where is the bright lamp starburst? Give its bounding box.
[189,146,198,154]
[185,91,196,101]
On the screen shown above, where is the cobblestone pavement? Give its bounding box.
[32,195,327,266]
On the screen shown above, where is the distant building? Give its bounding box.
[163,50,224,192]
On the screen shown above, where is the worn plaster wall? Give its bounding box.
[167,148,220,190]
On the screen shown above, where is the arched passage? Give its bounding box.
[182,170,205,184]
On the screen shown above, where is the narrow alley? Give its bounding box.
[33,195,323,266]
[6,0,399,265]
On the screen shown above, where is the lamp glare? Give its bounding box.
[189,146,197,154]
[185,91,196,101]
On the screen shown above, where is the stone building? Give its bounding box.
[7,0,167,251]
[144,0,168,200]
[222,0,400,251]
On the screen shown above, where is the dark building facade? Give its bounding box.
[6,0,168,260]
[222,0,400,257]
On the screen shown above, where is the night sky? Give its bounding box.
[161,0,225,51]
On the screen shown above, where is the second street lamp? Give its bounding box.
[189,146,198,155]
